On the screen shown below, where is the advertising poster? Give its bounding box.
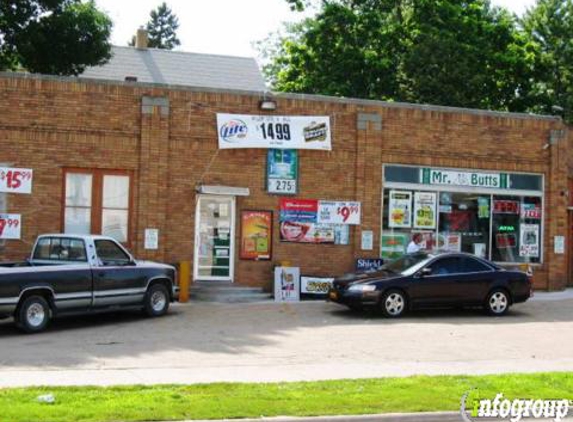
[388,190,412,228]
[444,233,462,252]
[381,232,408,259]
[279,199,348,244]
[478,197,490,219]
[240,211,273,260]
[521,203,542,219]
[0,213,21,239]
[0,167,33,194]
[300,276,334,295]
[217,114,331,150]
[413,192,436,229]
[274,267,300,302]
[318,201,361,225]
[267,149,298,195]
[520,224,539,257]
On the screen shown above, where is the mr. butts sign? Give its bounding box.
[421,168,509,189]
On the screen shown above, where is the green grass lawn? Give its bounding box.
[1,373,572,422]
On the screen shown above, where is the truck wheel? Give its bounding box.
[17,295,51,333]
[144,284,170,317]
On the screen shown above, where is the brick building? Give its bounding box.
[0,65,571,291]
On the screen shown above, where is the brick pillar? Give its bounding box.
[547,127,569,290]
[354,112,383,259]
[136,96,170,261]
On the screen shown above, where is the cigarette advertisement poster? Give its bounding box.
[388,190,412,228]
[519,224,539,257]
[413,192,436,229]
[0,213,21,239]
[381,232,408,259]
[300,276,334,295]
[267,149,298,195]
[317,201,361,225]
[279,199,349,244]
[240,211,272,260]
[217,114,331,150]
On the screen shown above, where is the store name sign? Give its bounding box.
[217,113,332,151]
[421,168,508,189]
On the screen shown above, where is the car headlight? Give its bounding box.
[348,284,377,292]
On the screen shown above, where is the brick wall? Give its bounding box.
[0,73,569,290]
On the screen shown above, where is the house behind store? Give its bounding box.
[0,33,571,291]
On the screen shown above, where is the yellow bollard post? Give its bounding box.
[179,260,190,303]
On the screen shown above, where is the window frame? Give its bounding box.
[62,168,134,246]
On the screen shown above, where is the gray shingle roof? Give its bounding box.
[79,46,267,91]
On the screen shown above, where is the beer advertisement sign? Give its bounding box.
[217,114,332,150]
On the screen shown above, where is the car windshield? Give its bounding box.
[382,253,434,276]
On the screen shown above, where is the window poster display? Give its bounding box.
[381,232,408,259]
[388,190,412,228]
[519,224,539,258]
[267,149,298,195]
[240,211,272,260]
[414,192,436,229]
[274,266,300,302]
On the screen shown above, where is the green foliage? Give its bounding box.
[132,2,180,50]
[1,373,572,422]
[268,0,573,119]
[521,0,573,122]
[0,0,112,75]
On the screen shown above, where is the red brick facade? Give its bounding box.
[0,73,570,290]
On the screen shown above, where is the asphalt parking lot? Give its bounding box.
[0,293,572,387]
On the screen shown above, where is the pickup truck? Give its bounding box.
[0,234,179,333]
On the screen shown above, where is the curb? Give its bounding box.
[172,412,461,422]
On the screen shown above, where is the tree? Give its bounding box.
[266,0,533,112]
[131,2,180,50]
[0,0,112,75]
[521,0,573,122]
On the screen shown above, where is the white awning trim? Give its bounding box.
[196,185,250,196]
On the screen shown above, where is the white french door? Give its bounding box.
[193,195,235,281]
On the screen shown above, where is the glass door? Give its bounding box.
[193,195,235,281]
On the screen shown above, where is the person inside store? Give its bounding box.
[406,233,423,254]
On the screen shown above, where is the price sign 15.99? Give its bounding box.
[0,214,22,239]
[0,167,33,194]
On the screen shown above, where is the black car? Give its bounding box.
[328,252,532,317]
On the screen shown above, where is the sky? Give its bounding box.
[95,0,537,59]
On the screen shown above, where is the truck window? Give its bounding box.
[33,237,87,262]
[95,240,130,266]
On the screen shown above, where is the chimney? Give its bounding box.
[135,28,148,50]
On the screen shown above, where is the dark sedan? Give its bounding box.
[328,252,532,317]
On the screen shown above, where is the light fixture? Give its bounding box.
[259,99,277,111]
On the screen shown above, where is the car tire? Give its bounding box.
[381,289,407,318]
[144,284,170,317]
[485,289,510,316]
[16,295,51,333]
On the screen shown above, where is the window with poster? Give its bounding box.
[382,165,543,264]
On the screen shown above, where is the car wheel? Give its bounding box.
[144,284,170,317]
[17,295,51,333]
[486,289,510,316]
[381,290,407,318]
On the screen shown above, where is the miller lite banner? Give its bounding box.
[217,113,332,150]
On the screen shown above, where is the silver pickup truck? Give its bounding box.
[0,234,179,333]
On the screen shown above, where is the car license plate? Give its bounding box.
[329,291,338,300]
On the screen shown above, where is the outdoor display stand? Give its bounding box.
[274,266,300,302]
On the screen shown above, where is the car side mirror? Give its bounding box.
[419,267,432,277]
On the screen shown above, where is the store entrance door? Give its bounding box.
[193,195,235,282]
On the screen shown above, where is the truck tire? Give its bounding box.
[17,295,51,333]
[144,284,170,317]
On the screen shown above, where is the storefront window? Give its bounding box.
[382,188,543,264]
[491,196,541,263]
